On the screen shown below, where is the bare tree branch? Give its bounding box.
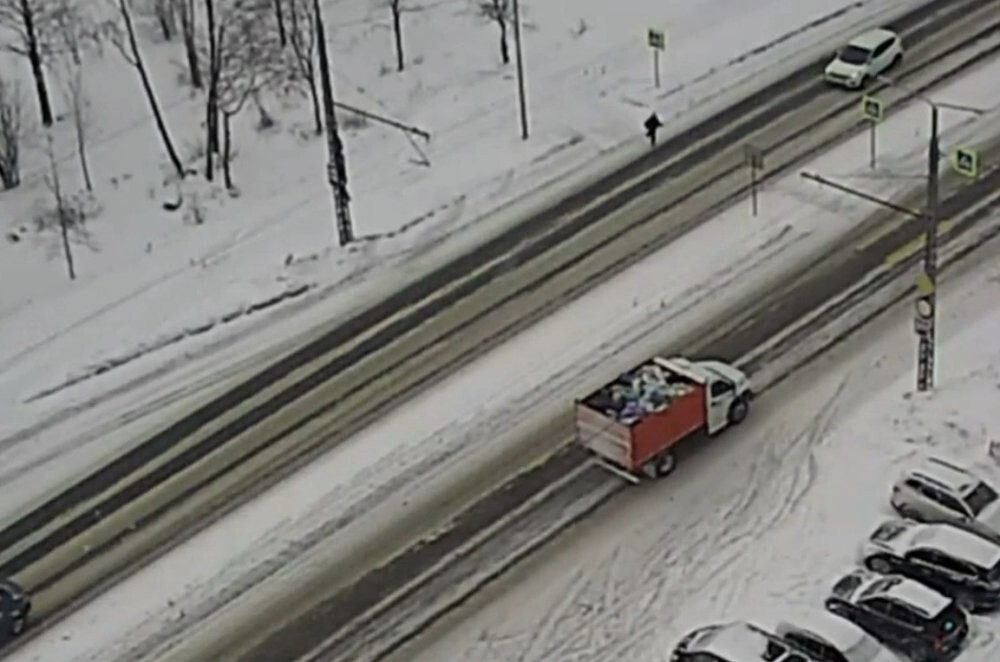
[478,0,510,65]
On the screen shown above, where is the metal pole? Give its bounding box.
[653,50,660,88]
[869,122,876,170]
[512,0,529,140]
[313,0,353,246]
[750,162,758,216]
[917,105,939,391]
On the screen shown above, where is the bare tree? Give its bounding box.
[107,0,186,180]
[174,0,200,87]
[389,0,403,71]
[285,0,319,133]
[213,0,284,188]
[0,0,56,125]
[203,0,220,178]
[0,73,24,189]
[480,0,510,65]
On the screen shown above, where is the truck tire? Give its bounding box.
[728,397,749,425]
[649,451,676,478]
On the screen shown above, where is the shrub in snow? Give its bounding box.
[31,190,102,236]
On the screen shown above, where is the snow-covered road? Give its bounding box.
[397,223,1000,662]
[10,48,1000,662]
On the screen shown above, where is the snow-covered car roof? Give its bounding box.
[692,622,793,662]
[847,27,898,51]
[869,518,1000,569]
[878,577,951,618]
[905,456,978,494]
[776,607,868,651]
[838,570,950,619]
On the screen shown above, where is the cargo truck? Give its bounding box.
[575,356,753,481]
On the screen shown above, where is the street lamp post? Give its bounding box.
[875,76,984,391]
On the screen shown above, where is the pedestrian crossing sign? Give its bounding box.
[952,147,979,178]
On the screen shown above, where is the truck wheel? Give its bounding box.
[728,397,749,425]
[655,451,676,477]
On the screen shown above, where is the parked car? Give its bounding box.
[773,607,902,662]
[860,518,1000,612]
[0,577,30,643]
[824,569,967,661]
[671,621,821,662]
[890,456,1000,544]
[824,27,903,88]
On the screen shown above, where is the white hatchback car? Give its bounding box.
[773,607,902,662]
[825,28,903,88]
[890,456,1000,545]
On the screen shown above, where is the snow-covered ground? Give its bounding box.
[0,0,927,442]
[397,212,1000,662]
[10,49,1000,662]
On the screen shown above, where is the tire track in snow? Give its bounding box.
[474,375,850,662]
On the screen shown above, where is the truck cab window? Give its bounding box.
[710,380,733,397]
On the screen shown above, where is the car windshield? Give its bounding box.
[963,481,998,516]
[838,45,871,65]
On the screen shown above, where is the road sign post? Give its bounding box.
[647,28,666,88]
[952,147,980,178]
[861,95,884,170]
[744,144,765,217]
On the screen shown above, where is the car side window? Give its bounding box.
[933,553,977,577]
[872,40,889,58]
[863,596,892,617]
[888,601,921,626]
[936,492,968,516]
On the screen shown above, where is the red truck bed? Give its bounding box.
[575,357,708,472]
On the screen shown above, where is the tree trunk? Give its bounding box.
[120,0,185,180]
[46,132,76,280]
[273,0,286,47]
[19,0,53,126]
[204,0,219,179]
[179,0,201,88]
[222,112,233,189]
[70,71,93,191]
[156,0,174,40]
[498,18,509,65]
[307,66,321,134]
[391,2,404,71]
